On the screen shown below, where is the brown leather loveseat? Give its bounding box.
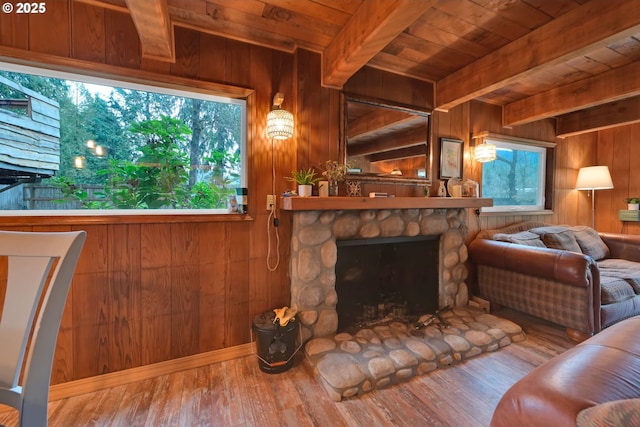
[491,315,640,427]
[469,221,640,340]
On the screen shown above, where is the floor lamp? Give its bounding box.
[575,166,614,229]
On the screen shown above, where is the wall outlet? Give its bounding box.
[266,194,275,211]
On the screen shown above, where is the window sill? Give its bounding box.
[0,209,254,226]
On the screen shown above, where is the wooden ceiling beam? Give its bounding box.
[322,0,434,89]
[504,60,640,127]
[556,96,640,138]
[435,0,640,111]
[124,0,175,62]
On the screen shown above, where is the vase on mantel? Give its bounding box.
[437,180,447,197]
[329,180,340,196]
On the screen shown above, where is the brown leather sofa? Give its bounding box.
[469,221,640,340]
[491,315,640,427]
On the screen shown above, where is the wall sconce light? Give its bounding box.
[390,168,403,176]
[266,92,294,140]
[575,165,614,229]
[474,142,497,163]
[73,156,85,169]
[266,92,293,272]
[94,145,106,157]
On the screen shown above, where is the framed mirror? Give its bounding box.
[340,93,432,184]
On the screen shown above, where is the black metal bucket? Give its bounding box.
[252,310,299,374]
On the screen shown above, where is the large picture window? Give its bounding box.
[0,63,246,213]
[478,133,554,213]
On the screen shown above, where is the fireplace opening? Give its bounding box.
[335,235,439,332]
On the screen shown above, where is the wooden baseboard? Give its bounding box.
[48,342,255,401]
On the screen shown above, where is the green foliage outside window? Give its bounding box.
[53,115,236,209]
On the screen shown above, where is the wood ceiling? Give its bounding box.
[86,0,640,136]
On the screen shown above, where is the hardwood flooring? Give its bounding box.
[0,310,575,427]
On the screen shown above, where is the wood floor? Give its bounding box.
[0,310,575,427]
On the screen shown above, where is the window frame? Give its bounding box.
[0,60,254,220]
[475,132,556,215]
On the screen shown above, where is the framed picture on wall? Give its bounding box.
[439,138,463,179]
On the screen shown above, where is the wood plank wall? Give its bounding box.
[597,123,640,235]
[0,0,637,386]
[0,1,296,384]
[461,102,640,236]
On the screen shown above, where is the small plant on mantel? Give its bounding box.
[286,168,321,197]
[285,167,321,185]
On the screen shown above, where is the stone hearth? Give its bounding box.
[305,307,525,401]
[289,207,471,342]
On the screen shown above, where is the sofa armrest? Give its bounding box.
[469,239,596,288]
[599,233,640,262]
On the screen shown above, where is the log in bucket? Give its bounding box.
[252,310,300,373]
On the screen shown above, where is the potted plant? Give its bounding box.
[626,197,640,210]
[286,167,321,197]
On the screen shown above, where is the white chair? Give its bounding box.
[0,230,86,427]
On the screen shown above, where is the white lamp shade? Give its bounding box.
[575,166,614,190]
[266,108,294,139]
[474,142,497,163]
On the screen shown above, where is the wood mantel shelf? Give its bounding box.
[280,196,493,211]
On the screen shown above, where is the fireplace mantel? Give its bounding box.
[280,196,493,211]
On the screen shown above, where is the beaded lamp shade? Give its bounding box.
[474,142,497,163]
[266,108,294,140]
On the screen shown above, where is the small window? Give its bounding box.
[477,133,554,213]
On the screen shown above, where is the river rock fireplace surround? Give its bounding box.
[281,197,529,401]
[282,196,493,342]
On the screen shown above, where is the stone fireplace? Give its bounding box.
[281,197,526,402]
[288,206,471,342]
